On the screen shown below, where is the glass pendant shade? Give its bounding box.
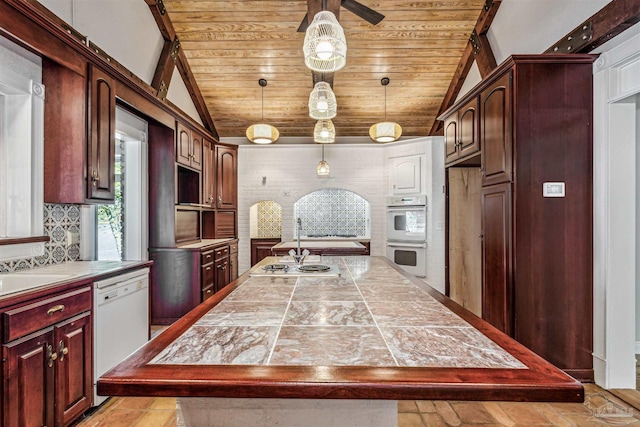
[303,11,347,73]
[317,160,330,176]
[313,119,335,143]
[309,82,337,120]
[246,123,280,144]
[369,122,402,143]
[246,78,279,144]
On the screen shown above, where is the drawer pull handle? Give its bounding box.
[58,340,69,362]
[47,305,65,316]
[206,267,211,271]
[47,344,57,367]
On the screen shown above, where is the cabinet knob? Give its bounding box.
[91,170,99,185]
[217,196,222,203]
[58,340,69,362]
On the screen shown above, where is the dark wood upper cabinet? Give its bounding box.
[216,145,237,209]
[87,64,116,201]
[175,121,202,171]
[442,97,480,166]
[202,139,215,206]
[481,182,513,336]
[481,71,512,186]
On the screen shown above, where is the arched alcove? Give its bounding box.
[249,200,282,266]
[293,188,370,238]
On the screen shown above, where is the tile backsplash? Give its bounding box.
[0,204,81,273]
[257,200,282,238]
[294,188,369,238]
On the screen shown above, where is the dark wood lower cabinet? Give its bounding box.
[3,312,92,427]
[250,238,282,266]
[481,183,513,336]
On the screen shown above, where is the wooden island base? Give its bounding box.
[177,398,396,427]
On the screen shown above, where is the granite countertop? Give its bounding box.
[272,241,365,249]
[0,260,151,299]
[98,255,582,402]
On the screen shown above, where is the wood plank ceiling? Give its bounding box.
[163,0,486,141]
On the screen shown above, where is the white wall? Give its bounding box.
[38,0,202,125]
[237,144,386,274]
[637,99,640,348]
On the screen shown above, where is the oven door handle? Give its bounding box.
[387,242,426,248]
[386,206,425,211]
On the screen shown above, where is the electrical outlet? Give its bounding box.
[66,231,80,246]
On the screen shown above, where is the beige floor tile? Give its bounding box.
[450,402,495,424]
[399,400,420,413]
[434,401,462,426]
[481,402,516,426]
[416,400,436,413]
[398,412,426,427]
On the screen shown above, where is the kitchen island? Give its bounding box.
[98,256,582,427]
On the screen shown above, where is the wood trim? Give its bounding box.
[545,0,640,54]
[98,256,583,402]
[0,236,49,246]
[144,0,176,41]
[473,32,498,78]
[151,37,179,100]
[429,0,501,136]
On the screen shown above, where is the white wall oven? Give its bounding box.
[386,196,427,276]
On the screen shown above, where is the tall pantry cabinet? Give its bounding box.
[441,55,595,381]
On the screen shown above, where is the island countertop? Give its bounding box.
[98,256,582,402]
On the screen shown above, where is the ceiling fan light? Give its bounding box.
[314,119,335,143]
[303,11,347,73]
[246,123,279,144]
[309,82,337,120]
[369,122,402,143]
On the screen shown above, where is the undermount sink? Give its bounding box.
[0,274,72,295]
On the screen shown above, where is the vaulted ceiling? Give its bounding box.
[162,0,487,141]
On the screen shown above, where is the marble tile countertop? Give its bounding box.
[0,260,151,298]
[272,241,365,249]
[151,256,524,369]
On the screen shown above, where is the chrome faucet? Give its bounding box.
[296,217,302,256]
[289,218,309,265]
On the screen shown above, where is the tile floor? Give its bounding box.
[75,384,640,427]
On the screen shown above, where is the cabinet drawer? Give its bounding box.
[202,263,214,288]
[214,246,229,260]
[201,250,214,265]
[202,285,215,302]
[229,241,238,254]
[3,287,91,343]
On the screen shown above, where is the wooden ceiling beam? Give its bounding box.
[429,0,501,136]
[545,0,640,54]
[144,0,217,136]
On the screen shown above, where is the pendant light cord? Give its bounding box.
[384,84,387,121]
[261,84,264,121]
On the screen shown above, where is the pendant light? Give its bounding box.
[317,144,330,176]
[309,82,337,120]
[303,10,347,73]
[369,77,402,143]
[314,119,335,143]
[246,78,279,144]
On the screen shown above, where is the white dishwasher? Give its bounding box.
[93,268,150,406]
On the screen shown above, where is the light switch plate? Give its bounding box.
[543,182,565,197]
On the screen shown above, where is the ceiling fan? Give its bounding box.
[297,0,385,32]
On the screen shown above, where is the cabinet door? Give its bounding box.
[3,329,55,427]
[202,140,215,206]
[230,253,239,282]
[389,155,423,195]
[481,183,513,336]
[443,116,458,164]
[176,122,192,167]
[54,313,92,426]
[190,130,203,171]
[215,258,229,292]
[481,72,512,186]
[216,146,237,209]
[458,97,479,159]
[87,65,116,201]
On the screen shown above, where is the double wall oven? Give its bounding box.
[386,195,427,277]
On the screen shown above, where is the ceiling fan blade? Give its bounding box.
[341,0,384,25]
[297,13,309,32]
